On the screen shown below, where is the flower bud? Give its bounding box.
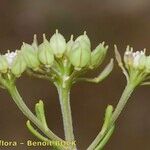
[38,34,54,67]
[90,42,108,69]
[0,55,8,73]
[11,51,27,77]
[50,30,66,58]
[21,43,40,70]
[68,33,91,69]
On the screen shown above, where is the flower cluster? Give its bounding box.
[124,47,148,71]
[115,46,150,85]
[0,30,108,79]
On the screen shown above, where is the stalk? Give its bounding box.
[57,85,76,150]
[87,82,136,150]
[111,82,135,125]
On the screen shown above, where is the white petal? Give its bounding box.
[5,50,18,67]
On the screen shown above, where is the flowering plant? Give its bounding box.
[0,30,149,150]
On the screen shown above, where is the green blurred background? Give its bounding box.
[0,0,150,150]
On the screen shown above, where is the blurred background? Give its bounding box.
[0,0,150,149]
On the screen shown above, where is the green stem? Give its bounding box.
[57,85,76,149]
[111,83,135,125]
[95,125,115,150]
[7,85,65,149]
[87,82,136,150]
[98,83,135,149]
[87,106,113,150]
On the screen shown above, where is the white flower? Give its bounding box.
[132,51,145,68]
[5,50,18,68]
[116,46,150,85]
[124,46,146,69]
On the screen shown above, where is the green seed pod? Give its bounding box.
[50,30,66,58]
[0,55,8,73]
[90,42,108,69]
[21,43,40,70]
[68,33,91,69]
[75,31,91,48]
[11,51,27,77]
[38,34,54,67]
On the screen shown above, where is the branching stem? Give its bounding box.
[7,84,65,150]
